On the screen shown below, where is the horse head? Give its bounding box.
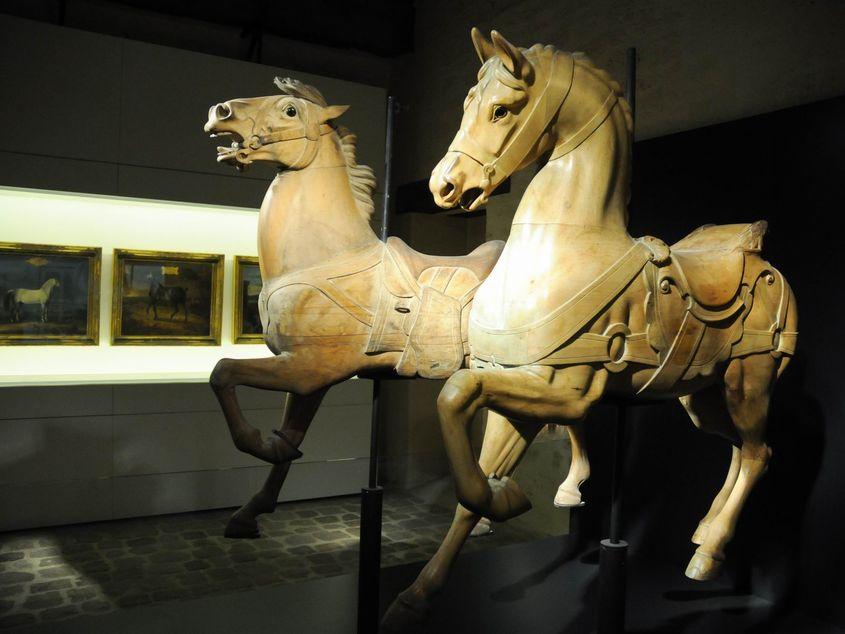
[45,278,59,292]
[430,28,630,212]
[204,77,349,171]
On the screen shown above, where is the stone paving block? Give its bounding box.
[40,605,81,621]
[30,578,73,593]
[67,587,98,603]
[0,572,34,585]
[22,590,64,610]
[0,613,36,628]
[0,553,23,564]
[80,599,112,613]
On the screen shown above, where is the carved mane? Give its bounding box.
[274,77,377,220]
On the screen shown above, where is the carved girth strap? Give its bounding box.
[259,242,384,329]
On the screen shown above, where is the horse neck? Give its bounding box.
[513,90,631,234]
[258,135,379,280]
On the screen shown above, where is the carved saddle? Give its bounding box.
[367,237,503,378]
[259,236,503,380]
[470,221,794,393]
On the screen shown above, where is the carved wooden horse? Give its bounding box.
[382,29,797,627]
[204,78,504,538]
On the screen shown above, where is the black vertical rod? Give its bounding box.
[597,48,636,634]
[609,404,626,543]
[358,95,395,634]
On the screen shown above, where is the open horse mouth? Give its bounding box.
[206,128,246,163]
[460,187,486,211]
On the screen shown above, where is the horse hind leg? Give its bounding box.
[554,423,590,508]
[679,384,742,546]
[382,410,540,630]
[225,390,326,538]
[686,354,776,581]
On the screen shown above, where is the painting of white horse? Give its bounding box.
[0,242,100,345]
[4,278,59,323]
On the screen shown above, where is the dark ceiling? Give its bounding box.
[114,0,415,57]
[5,0,416,57]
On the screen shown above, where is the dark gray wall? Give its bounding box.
[0,14,387,210]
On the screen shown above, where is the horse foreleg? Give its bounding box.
[225,390,327,538]
[554,423,591,507]
[210,354,337,464]
[381,411,538,631]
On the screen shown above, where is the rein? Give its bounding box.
[235,122,335,169]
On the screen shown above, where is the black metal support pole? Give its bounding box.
[597,47,636,634]
[598,404,629,634]
[357,95,395,634]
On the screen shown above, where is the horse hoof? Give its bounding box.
[685,550,722,581]
[553,485,585,508]
[691,522,709,545]
[380,589,428,632]
[486,476,532,523]
[470,517,493,537]
[224,515,260,539]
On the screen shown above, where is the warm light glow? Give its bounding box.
[0,186,272,386]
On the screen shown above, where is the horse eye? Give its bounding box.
[285,106,297,117]
[493,105,508,120]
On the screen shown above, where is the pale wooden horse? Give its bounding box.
[204,78,504,538]
[382,29,797,627]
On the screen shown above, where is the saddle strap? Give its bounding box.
[470,239,657,366]
[260,242,384,327]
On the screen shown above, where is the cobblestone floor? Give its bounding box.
[0,493,541,630]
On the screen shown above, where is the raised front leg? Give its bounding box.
[225,389,327,538]
[438,365,607,522]
[209,354,340,464]
[382,411,539,631]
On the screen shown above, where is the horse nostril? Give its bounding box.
[215,103,232,120]
[440,180,456,200]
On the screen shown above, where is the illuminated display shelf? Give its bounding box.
[0,186,273,386]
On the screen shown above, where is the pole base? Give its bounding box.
[358,486,383,634]
[597,538,628,634]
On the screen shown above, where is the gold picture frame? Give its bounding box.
[0,242,101,346]
[111,249,223,346]
[233,256,264,344]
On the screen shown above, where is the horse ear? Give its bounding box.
[491,30,531,80]
[471,26,495,63]
[320,104,349,122]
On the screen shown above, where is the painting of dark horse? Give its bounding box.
[233,256,262,343]
[111,249,223,345]
[0,242,100,345]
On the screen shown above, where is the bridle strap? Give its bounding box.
[236,123,334,169]
[448,51,575,194]
[548,91,618,161]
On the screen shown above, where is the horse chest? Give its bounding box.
[471,227,633,330]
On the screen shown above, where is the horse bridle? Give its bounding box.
[231,97,336,170]
[447,51,619,204]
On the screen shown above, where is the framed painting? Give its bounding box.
[0,242,101,345]
[111,249,223,345]
[233,256,263,344]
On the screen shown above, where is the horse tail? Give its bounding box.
[3,290,13,313]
